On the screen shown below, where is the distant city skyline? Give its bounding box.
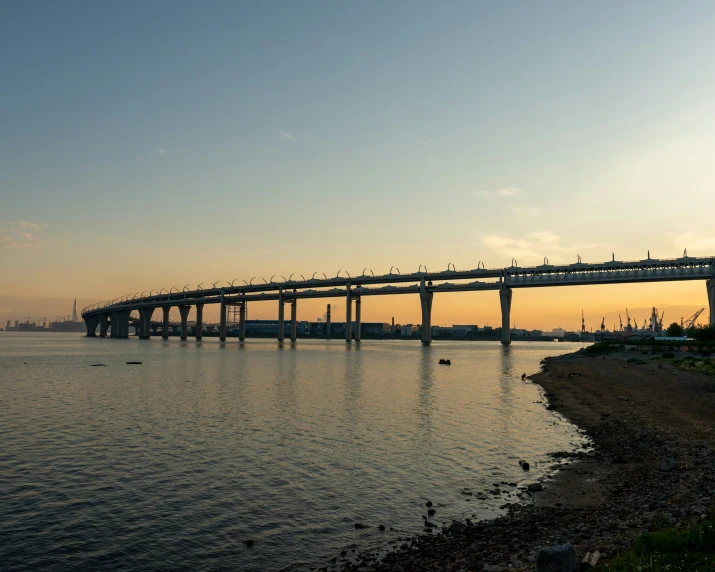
[3,1,715,329]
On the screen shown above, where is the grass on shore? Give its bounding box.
[672,357,715,376]
[600,513,715,571]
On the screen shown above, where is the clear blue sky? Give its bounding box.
[2,1,715,327]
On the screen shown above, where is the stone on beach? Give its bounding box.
[535,543,578,572]
[659,457,677,472]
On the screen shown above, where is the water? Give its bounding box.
[0,333,587,571]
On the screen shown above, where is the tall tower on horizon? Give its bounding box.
[72,298,78,322]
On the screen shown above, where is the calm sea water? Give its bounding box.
[0,333,587,571]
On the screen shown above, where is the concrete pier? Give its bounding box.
[138,307,155,340]
[162,307,170,340]
[290,299,297,342]
[219,296,227,342]
[499,285,512,345]
[419,277,433,346]
[110,311,129,339]
[278,290,285,342]
[85,315,99,337]
[99,315,109,338]
[345,288,352,342]
[179,305,190,340]
[195,303,204,340]
[239,302,246,342]
[708,279,715,326]
[355,297,361,342]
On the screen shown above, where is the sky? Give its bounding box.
[2,0,715,330]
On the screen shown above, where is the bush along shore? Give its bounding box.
[328,347,715,572]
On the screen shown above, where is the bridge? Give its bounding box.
[81,252,715,345]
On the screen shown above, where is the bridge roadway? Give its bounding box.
[82,254,715,345]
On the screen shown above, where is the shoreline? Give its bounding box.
[336,347,715,572]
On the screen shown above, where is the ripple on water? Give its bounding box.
[0,334,588,572]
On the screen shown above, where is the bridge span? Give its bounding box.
[82,253,715,345]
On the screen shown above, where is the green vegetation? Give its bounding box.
[584,341,613,354]
[667,322,684,337]
[626,357,647,365]
[600,513,715,571]
[674,358,715,376]
[693,325,715,342]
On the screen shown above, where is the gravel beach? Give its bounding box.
[335,348,715,572]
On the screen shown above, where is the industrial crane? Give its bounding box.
[600,317,606,332]
[619,314,623,331]
[581,310,586,333]
[681,308,705,330]
[626,308,632,332]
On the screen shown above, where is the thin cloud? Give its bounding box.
[159,148,167,156]
[475,187,523,198]
[0,221,64,250]
[279,129,295,140]
[480,231,609,265]
[512,206,541,217]
[671,232,715,255]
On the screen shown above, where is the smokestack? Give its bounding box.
[391,317,395,334]
[326,304,331,339]
[72,298,78,322]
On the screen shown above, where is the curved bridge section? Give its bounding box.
[82,254,715,345]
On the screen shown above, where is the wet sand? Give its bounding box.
[337,349,715,572]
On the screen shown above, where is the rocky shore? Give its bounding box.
[333,348,715,572]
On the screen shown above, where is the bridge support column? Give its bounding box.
[162,307,170,339]
[85,315,99,337]
[179,305,190,340]
[355,297,361,342]
[99,315,109,338]
[326,304,331,339]
[278,290,285,342]
[420,278,433,346]
[290,300,297,342]
[345,287,352,342]
[138,307,155,340]
[110,312,119,338]
[195,303,204,340]
[500,286,512,345]
[708,279,715,326]
[219,296,227,341]
[239,302,246,342]
[111,311,129,339]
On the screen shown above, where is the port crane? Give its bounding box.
[681,308,705,330]
[626,308,632,332]
[619,314,623,331]
[600,317,605,332]
[581,310,585,333]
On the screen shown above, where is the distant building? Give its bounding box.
[432,326,452,337]
[401,324,417,336]
[453,324,478,337]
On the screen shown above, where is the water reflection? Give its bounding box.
[416,345,434,432]
[0,335,586,572]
